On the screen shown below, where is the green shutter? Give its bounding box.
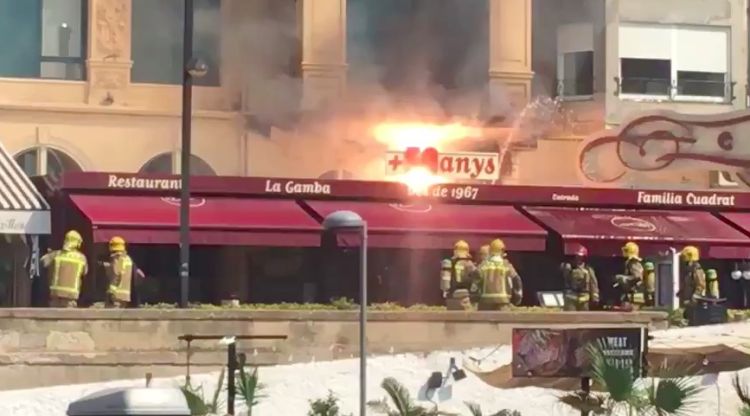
[0,0,42,78]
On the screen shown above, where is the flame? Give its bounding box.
[396,167,447,194]
[373,122,480,150]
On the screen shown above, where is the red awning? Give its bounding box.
[304,200,547,251]
[70,195,321,246]
[524,207,750,258]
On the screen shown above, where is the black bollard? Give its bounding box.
[580,377,591,416]
[227,342,237,415]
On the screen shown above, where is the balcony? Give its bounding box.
[614,76,735,104]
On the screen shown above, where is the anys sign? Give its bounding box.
[385,147,500,181]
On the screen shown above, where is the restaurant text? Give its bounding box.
[410,185,480,200]
[637,191,736,207]
[264,180,332,195]
[107,174,181,190]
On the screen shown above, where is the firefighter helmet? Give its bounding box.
[63,230,83,249]
[621,241,639,258]
[489,239,505,255]
[706,268,718,279]
[574,245,588,257]
[644,261,655,271]
[109,236,126,252]
[454,240,469,251]
[680,246,700,262]
[479,245,490,256]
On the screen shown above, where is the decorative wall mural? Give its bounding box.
[578,109,750,187]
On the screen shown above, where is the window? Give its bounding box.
[131,0,221,86]
[139,153,216,175]
[0,0,86,80]
[557,23,594,99]
[14,147,82,177]
[618,24,729,101]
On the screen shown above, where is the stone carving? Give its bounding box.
[96,0,128,58]
[94,71,126,89]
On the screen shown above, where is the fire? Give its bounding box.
[396,167,447,194]
[374,121,478,192]
[373,122,480,149]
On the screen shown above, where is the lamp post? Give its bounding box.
[322,211,367,416]
[179,0,208,308]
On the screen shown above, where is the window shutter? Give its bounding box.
[619,24,671,60]
[674,27,728,73]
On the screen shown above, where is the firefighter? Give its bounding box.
[478,245,490,264]
[100,236,145,308]
[615,241,645,310]
[478,239,522,310]
[440,240,476,310]
[560,246,599,311]
[471,245,491,301]
[41,230,88,308]
[643,261,657,307]
[705,269,720,299]
[679,245,706,307]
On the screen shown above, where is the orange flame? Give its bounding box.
[373,122,480,150]
[374,121,478,192]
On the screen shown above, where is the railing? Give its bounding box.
[613,77,735,103]
[556,78,595,99]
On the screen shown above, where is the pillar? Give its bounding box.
[86,0,132,105]
[488,0,533,114]
[299,0,347,110]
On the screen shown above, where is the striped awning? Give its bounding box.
[0,142,50,234]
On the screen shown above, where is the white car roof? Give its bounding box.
[67,387,190,416]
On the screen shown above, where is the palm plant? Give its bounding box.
[732,373,750,416]
[559,340,702,416]
[465,401,522,416]
[367,377,457,416]
[308,390,352,416]
[236,364,265,416]
[179,368,225,416]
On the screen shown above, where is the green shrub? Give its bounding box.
[308,391,351,416]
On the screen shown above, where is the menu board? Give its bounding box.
[511,327,644,378]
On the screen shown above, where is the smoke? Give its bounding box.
[221,0,588,178]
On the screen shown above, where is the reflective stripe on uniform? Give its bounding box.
[108,257,133,297]
[50,251,85,297]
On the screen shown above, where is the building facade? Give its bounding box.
[526,0,750,189]
[0,0,534,180]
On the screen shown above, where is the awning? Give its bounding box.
[304,200,547,250]
[0,143,50,234]
[70,195,321,246]
[524,207,750,258]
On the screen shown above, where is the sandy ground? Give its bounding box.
[1,323,749,416]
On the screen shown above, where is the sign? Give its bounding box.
[107,174,181,191]
[385,147,500,181]
[579,109,750,187]
[59,172,750,210]
[512,327,643,378]
[0,210,50,235]
[610,216,657,232]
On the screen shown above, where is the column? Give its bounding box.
[299,0,347,110]
[488,0,533,114]
[86,0,132,105]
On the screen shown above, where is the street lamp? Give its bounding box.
[322,211,367,416]
[179,0,207,308]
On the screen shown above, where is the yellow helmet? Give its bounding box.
[680,246,700,262]
[490,239,505,255]
[621,241,639,258]
[454,240,469,251]
[109,236,126,253]
[63,230,83,250]
[479,245,490,256]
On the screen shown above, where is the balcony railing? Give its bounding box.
[556,78,594,99]
[613,77,735,103]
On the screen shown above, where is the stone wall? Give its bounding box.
[0,308,667,390]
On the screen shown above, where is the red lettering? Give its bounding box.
[471,158,485,178]
[455,157,470,174]
[440,156,454,173]
[404,147,438,173]
[485,158,496,174]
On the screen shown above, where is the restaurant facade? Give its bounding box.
[30,170,750,309]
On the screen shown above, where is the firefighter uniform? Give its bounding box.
[102,237,142,308]
[643,261,657,307]
[41,230,88,308]
[561,246,599,311]
[440,240,477,310]
[478,239,521,311]
[706,269,720,299]
[615,242,645,310]
[679,246,706,307]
